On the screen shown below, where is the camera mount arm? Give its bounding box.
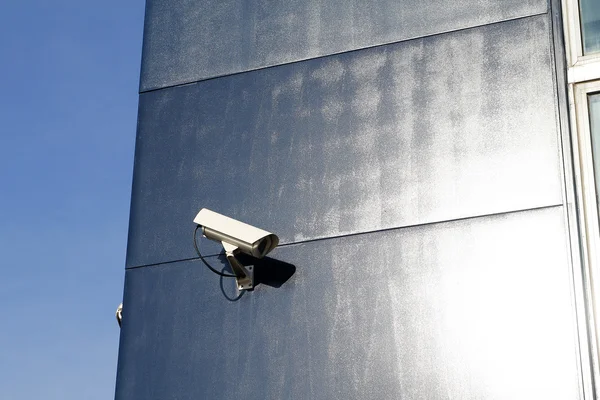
[222,242,254,291]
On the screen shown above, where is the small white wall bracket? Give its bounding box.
[222,242,254,291]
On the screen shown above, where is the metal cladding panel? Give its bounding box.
[115,207,580,400]
[127,15,562,268]
[139,0,547,91]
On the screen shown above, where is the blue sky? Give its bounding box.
[0,1,144,398]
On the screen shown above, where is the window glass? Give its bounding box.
[580,0,600,54]
[590,94,600,212]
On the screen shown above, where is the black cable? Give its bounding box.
[193,225,237,278]
[219,268,245,302]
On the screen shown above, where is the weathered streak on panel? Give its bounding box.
[127,16,561,267]
[116,208,580,399]
[140,0,546,90]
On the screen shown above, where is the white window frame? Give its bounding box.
[570,80,600,388]
[563,0,600,82]
[563,0,600,398]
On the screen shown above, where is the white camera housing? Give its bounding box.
[193,208,279,290]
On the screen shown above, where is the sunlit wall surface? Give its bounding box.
[581,0,600,54]
[115,0,583,399]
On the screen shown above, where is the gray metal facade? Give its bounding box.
[116,0,585,398]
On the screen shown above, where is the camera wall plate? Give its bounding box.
[222,242,254,291]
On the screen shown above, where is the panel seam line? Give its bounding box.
[126,202,564,270]
[138,10,549,94]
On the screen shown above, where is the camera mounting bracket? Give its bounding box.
[222,242,254,291]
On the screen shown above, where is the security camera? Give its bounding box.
[193,208,279,290]
[116,303,123,327]
[194,208,279,258]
